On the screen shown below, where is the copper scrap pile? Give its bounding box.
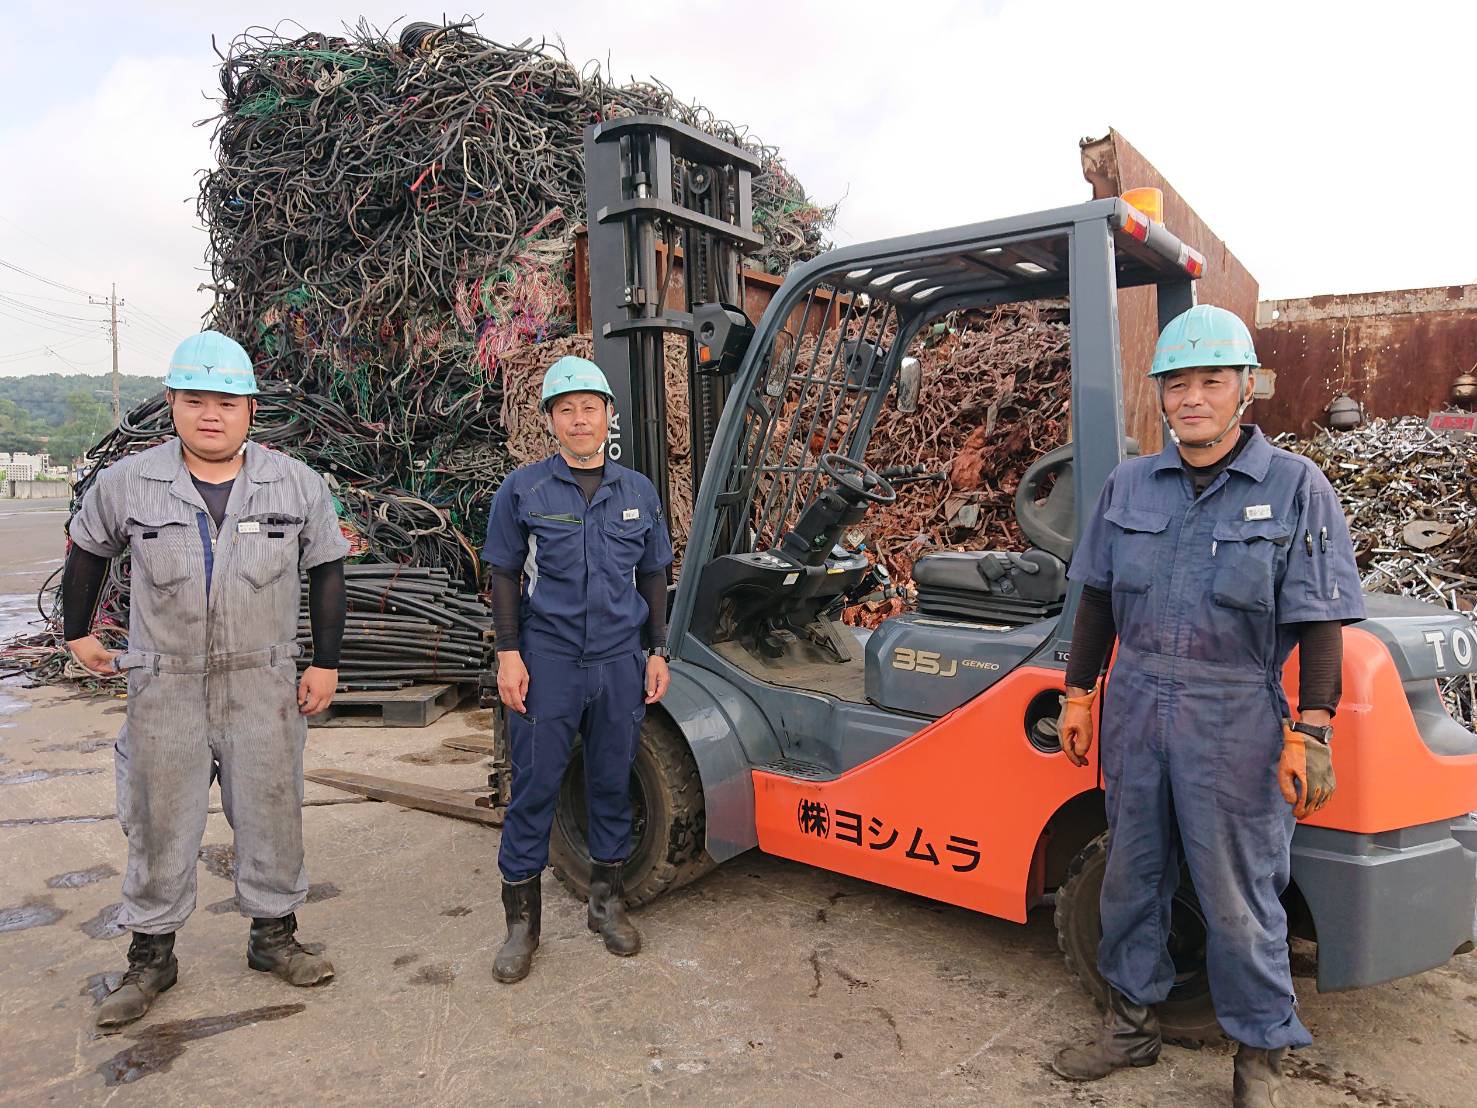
[844,303,1071,627]
[1277,416,1477,725]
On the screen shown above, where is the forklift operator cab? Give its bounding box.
[543,197,1477,1047]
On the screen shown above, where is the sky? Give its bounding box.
[1,0,1472,379]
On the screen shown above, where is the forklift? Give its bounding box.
[516,117,1477,1042]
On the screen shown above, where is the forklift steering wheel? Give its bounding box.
[820,453,897,505]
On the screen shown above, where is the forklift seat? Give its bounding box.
[911,549,1067,627]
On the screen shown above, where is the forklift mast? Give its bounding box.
[583,116,763,519]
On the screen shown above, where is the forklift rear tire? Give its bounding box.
[1055,831,1225,1047]
[549,711,715,908]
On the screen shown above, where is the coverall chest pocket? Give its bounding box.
[1210,519,1290,612]
[237,515,304,589]
[527,514,583,579]
[1103,504,1170,594]
[128,516,194,594]
[602,518,650,577]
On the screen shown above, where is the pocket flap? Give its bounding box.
[1213,518,1291,544]
[603,518,650,539]
[127,510,194,530]
[1103,504,1171,534]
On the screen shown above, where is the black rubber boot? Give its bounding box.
[587,860,641,957]
[1051,988,1161,1081]
[1233,1043,1288,1107]
[247,913,334,986]
[493,877,541,984]
[94,931,178,1029]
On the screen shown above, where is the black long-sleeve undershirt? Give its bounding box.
[305,559,346,668]
[1065,584,1344,715]
[61,546,347,670]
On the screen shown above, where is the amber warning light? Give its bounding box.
[1121,187,1164,224]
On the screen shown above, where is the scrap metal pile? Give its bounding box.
[200,19,831,581]
[843,304,1072,627]
[1277,417,1477,726]
[0,19,831,689]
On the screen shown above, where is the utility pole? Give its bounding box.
[88,284,124,426]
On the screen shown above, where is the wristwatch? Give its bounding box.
[648,646,670,660]
[1290,720,1333,745]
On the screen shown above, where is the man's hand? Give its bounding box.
[645,654,670,705]
[298,666,338,716]
[1279,717,1336,818]
[1058,685,1097,768]
[66,635,120,676]
[497,650,530,715]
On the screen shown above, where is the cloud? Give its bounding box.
[1,0,1472,379]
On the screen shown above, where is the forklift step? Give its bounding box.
[759,758,837,781]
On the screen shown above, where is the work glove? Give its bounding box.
[1278,720,1335,818]
[1057,685,1098,767]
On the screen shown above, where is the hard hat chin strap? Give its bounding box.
[1161,369,1252,450]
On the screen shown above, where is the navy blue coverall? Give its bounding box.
[1068,426,1364,1048]
[483,454,674,883]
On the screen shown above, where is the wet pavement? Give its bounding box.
[2,498,1475,1105]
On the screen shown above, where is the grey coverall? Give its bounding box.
[70,438,349,934]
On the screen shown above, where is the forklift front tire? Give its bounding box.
[549,711,714,908]
[1054,830,1225,1047]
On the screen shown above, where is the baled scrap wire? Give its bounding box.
[1277,416,1477,728]
[2,20,830,688]
[195,19,827,571]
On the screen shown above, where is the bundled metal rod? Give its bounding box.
[297,562,494,691]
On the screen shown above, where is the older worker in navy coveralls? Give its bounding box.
[482,355,674,984]
[1050,307,1364,1108]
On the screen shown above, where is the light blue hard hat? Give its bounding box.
[540,355,615,410]
[1150,305,1259,377]
[163,331,260,396]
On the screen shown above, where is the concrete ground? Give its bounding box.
[2,504,1475,1106]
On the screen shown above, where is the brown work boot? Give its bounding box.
[493,876,541,983]
[587,861,640,957]
[247,913,334,986]
[1052,989,1161,1080]
[1233,1043,1287,1107]
[94,931,178,1029]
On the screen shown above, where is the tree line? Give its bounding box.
[0,374,163,464]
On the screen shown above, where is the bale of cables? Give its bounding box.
[302,564,493,691]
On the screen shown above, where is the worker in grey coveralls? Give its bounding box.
[64,331,349,1029]
[1050,306,1365,1107]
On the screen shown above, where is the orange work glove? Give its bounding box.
[1057,685,1098,768]
[1278,720,1336,818]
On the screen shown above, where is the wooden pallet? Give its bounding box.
[307,683,466,728]
[305,769,502,826]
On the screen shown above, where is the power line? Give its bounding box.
[0,288,92,306]
[0,336,95,364]
[0,305,106,340]
[0,256,100,298]
[0,293,110,325]
[128,302,197,340]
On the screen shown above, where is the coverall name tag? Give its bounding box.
[622,508,640,521]
[1243,504,1272,521]
[238,521,261,533]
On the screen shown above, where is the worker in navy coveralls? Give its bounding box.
[1050,306,1364,1108]
[481,355,674,983]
